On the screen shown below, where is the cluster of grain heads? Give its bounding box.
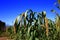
[55,14,60,39]
[14,18,18,33]
[45,18,49,37]
[42,11,49,37]
[51,9,60,32]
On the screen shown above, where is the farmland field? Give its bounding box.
[0,0,60,40]
[0,9,60,40]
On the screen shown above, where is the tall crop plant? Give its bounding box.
[12,9,60,40]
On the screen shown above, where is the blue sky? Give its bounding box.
[0,0,60,25]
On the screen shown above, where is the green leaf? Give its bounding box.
[35,38,39,40]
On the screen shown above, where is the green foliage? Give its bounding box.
[7,9,60,40]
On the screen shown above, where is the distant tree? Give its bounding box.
[0,20,6,32]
